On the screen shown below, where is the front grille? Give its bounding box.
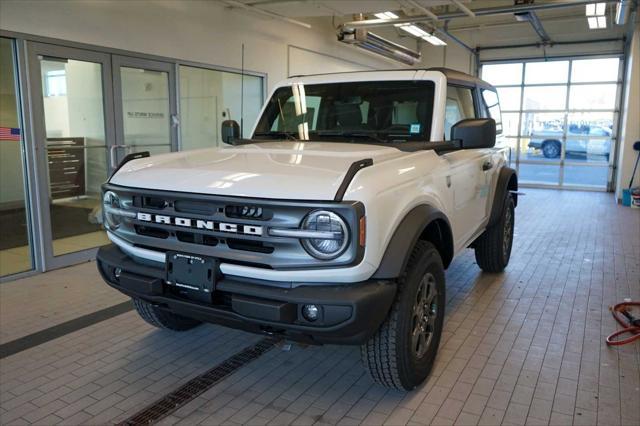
[134,225,169,239]
[104,184,363,270]
[227,238,274,254]
[176,231,219,246]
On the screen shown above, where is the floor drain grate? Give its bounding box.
[117,336,280,425]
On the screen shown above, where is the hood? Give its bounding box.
[110,141,405,200]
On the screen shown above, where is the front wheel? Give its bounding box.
[361,241,445,390]
[133,298,201,331]
[474,194,515,273]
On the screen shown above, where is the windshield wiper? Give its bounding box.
[253,131,298,141]
[315,130,387,144]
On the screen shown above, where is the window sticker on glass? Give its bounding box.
[410,123,421,134]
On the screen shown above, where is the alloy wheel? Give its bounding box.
[411,273,438,359]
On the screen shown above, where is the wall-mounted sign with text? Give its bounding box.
[127,112,165,119]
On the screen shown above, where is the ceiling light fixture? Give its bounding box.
[374,11,399,20]
[586,2,607,29]
[397,24,447,46]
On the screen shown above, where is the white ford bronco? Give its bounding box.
[98,68,517,390]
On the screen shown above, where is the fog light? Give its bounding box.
[302,304,320,322]
[114,267,122,280]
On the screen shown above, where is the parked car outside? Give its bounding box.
[528,126,611,159]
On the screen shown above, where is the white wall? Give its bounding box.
[0,0,405,91]
[616,25,640,199]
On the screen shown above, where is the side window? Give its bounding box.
[481,89,503,134]
[444,85,476,139]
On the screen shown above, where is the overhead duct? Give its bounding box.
[338,26,421,65]
[514,10,551,42]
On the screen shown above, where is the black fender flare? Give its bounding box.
[372,205,454,279]
[488,166,518,228]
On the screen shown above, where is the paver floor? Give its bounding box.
[0,189,638,425]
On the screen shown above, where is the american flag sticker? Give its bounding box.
[0,127,21,141]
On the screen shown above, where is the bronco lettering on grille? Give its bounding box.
[136,212,263,236]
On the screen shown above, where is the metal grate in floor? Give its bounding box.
[117,336,280,425]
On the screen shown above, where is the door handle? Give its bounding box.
[482,161,493,171]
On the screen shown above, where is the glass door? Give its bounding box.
[26,42,115,269]
[0,37,34,278]
[111,56,177,166]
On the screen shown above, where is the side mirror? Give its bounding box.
[451,118,496,149]
[221,120,240,144]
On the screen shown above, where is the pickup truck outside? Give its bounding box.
[527,125,612,159]
[97,68,518,390]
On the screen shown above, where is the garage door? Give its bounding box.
[481,57,622,190]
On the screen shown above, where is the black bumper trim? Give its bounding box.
[97,244,395,345]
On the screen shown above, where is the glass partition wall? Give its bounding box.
[481,57,621,190]
[179,65,263,150]
[0,33,265,279]
[0,37,33,277]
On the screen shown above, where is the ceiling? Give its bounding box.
[224,1,634,47]
[234,0,464,17]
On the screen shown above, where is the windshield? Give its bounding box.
[253,81,435,143]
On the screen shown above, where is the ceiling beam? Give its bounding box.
[341,0,619,29]
[404,0,440,21]
[450,0,476,18]
[223,0,312,29]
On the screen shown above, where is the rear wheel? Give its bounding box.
[474,194,515,273]
[542,140,561,158]
[133,298,201,331]
[361,241,445,390]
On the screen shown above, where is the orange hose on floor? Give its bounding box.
[606,302,640,346]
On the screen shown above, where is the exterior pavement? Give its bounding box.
[0,188,638,426]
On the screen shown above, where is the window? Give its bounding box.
[481,89,503,134]
[44,70,67,97]
[254,81,435,143]
[179,65,263,150]
[444,85,475,139]
[481,57,621,189]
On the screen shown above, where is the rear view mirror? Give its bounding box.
[451,118,496,149]
[221,120,240,144]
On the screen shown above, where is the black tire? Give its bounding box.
[474,194,515,273]
[133,298,201,331]
[361,241,446,390]
[541,140,561,158]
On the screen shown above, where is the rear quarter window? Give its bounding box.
[481,89,503,135]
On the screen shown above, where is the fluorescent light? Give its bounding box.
[423,34,447,46]
[586,2,606,16]
[374,11,398,20]
[398,24,427,37]
[398,24,446,46]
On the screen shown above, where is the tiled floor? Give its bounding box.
[0,262,127,344]
[0,231,110,277]
[0,189,638,426]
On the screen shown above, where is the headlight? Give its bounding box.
[301,210,349,260]
[103,191,122,230]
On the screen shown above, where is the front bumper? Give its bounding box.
[97,244,396,345]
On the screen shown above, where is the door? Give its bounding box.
[111,56,178,167]
[26,42,115,269]
[442,85,491,249]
